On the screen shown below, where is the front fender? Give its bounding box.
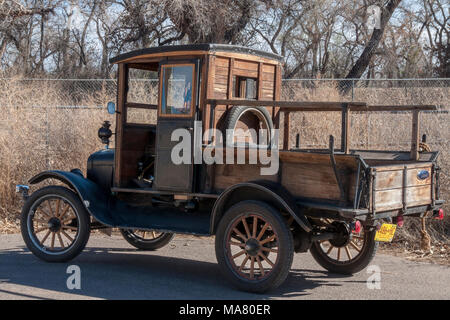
[29,170,115,227]
[210,180,312,234]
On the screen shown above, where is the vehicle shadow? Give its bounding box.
[0,245,354,300]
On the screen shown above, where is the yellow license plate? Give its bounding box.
[374,223,397,242]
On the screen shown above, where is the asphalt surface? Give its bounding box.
[0,233,449,300]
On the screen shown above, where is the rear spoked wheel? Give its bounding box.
[310,219,378,274]
[21,186,90,262]
[120,229,174,250]
[215,200,293,293]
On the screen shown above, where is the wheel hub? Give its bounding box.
[244,238,260,256]
[329,222,352,248]
[47,217,61,232]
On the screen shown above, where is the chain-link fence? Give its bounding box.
[0,78,449,230]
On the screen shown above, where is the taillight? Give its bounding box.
[395,215,404,227]
[351,220,362,233]
[434,208,444,220]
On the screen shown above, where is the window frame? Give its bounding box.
[158,63,197,118]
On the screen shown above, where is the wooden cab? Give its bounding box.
[109,44,283,191]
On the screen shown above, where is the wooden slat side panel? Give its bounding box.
[262,64,276,73]
[375,166,432,190]
[406,185,432,206]
[234,59,259,72]
[375,170,403,190]
[215,57,230,67]
[213,164,277,190]
[375,189,403,211]
[407,166,432,186]
[213,59,229,99]
[374,164,432,211]
[281,162,342,200]
[212,151,358,202]
[261,88,275,99]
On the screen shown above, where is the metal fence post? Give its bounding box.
[45,106,49,170]
[351,79,354,101]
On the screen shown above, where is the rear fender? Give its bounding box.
[210,181,312,234]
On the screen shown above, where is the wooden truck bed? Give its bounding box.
[205,148,440,220]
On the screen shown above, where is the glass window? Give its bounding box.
[233,76,257,99]
[160,65,194,116]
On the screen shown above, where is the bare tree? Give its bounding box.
[339,0,402,92]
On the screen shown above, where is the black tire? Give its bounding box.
[20,186,91,262]
[120,229,174,250]
[224,106,274,147]
[310,225,378,274]
[215,200,294,293]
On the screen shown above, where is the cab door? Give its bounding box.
[154,60,200,192]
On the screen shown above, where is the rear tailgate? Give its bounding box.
[373,163,433,213]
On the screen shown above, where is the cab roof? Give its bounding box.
[109,43,284,64]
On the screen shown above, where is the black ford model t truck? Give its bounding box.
[17,44,445,293]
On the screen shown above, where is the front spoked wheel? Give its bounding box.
[21,186,91,262]
[215,200,294,293]
[310,219,378,274]
[120,229,174,250]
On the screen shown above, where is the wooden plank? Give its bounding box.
[207,99,365,110]
[215,57,230,67]
[375,189,403,211]
[262,72,276,81]
[214,73,229,84]
[227,58,234,99]
[273,65,282,128]
[341,104,350,154]
[406,185,432,206]
[373,162,434,172]
[206,99,437,112]
[213,164,277,190]
[257,62,263,100]
[283,112,290,150]
[125,102,157,110]
[261,88,274,99]
[213,51,281,65]
[232,68,259,78]
[233,59,259,72]
[114,63,128,187]
[262,64,276,73]
[203,54,215,142]
[375,182,431,211]
[375,170,403,190]
[406,166,432,186]
[374,165,432,191]
[411,110,420,160]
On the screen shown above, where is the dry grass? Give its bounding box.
[0,78,448,254]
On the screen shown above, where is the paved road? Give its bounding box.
[0,233,449,300]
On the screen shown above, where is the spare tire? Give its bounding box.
[224,106,274,147]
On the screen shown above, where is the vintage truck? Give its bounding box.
[17,44,445,293]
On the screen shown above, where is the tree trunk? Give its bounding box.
[339,0,402,94]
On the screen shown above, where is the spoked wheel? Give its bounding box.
[21,186,90,262]
[215,200,293,293]
[310,219,378,274]
[120,229,174,250]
